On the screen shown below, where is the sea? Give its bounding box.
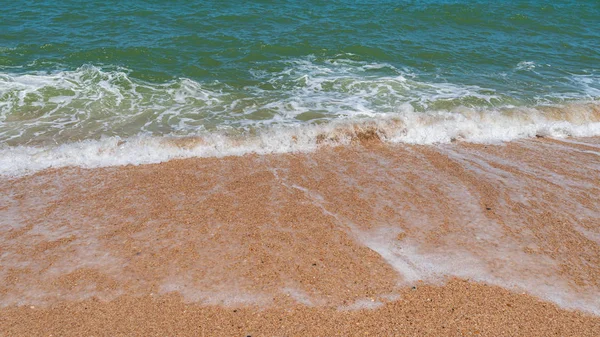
[1,0,599,176]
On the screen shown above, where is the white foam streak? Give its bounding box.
[2,103,600,176]
[1,60,600,176]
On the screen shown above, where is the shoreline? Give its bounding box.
[1,137,600,335]
[2,101,600,178]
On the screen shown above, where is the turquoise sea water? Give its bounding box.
[1,0,599,174]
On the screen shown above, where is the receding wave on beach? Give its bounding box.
[1,136,600,334]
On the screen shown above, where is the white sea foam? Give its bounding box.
[282,287,320,306]
[338,298,384,311]
[1,59,600,176]
[1,58,589,145]
[159,281,269,306]
[1,102,600,177]
[516,61,537,71]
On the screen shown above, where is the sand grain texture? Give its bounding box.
[1,138,600,335]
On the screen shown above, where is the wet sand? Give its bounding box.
[1,137,600,335]
[2,279,599,336]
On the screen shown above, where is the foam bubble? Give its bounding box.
[516,61,537,71]
[338,298,384,311]
[159,279,269,306]
[282,287,319,306]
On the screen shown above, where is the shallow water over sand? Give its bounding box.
[1,138,599,314]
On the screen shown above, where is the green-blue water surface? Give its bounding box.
[0,0,599,146]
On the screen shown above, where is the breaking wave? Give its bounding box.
[1,57,599,176]
[1,102,600,176]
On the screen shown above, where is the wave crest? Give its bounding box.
[1,102,600,177]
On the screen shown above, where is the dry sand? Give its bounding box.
[1,137,600,335]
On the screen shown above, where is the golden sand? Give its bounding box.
[1,137,599,335]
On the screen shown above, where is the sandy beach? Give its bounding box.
[1,137,600,335]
